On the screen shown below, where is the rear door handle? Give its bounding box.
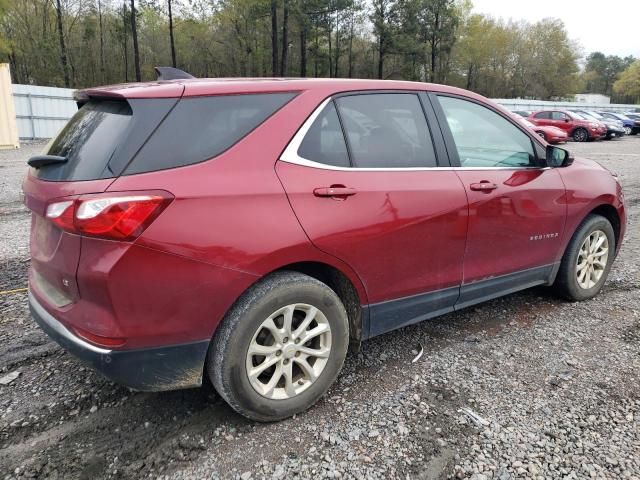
[469,181,498,192]
[313,186,358,198]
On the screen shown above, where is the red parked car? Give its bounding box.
[24,72,626,421]
[518,117,568,144]
[528,109,606,142]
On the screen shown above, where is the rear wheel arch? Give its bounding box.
[271,262,366,348]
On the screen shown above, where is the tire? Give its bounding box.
[572,128,588,142]
[208,271,349,422]
[553,215,615,301]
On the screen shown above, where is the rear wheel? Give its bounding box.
[573,128,588,142]
[208,271,349,421]
[624,126,632,135]
[553,215,615,301]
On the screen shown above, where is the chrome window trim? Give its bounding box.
[279,95,548,172]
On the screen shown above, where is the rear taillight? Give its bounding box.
[45,191,172,241]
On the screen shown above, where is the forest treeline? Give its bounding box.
[0,0,638,102]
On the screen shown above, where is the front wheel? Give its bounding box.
[553,215,615,301]
[208,271,349,421]
[573,128,589,142]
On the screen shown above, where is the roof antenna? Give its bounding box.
[154,66,195,81]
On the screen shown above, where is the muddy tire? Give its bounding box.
[208,271,349,422]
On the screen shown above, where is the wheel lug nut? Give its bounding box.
[276,350,282,356]
[283,337,289,343]
[295,351,300,357]
[294,338,300,344]
[298,380,304,385]
[283,359,289,365]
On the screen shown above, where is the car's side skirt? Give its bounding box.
[364,263,557,339]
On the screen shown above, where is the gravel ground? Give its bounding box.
[1,137,639,480]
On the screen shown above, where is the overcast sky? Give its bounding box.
[471,0,640,60]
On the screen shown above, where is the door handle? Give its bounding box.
[470,181,498,192]
[313,186,358,198]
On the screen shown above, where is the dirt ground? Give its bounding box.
[1,137,639,480]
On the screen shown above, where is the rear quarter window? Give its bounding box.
[124,93,296,175]
[35,100,133,181]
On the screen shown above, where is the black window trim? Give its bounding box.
[280,89,449,171]
[122,91,300,176]
[428,92,547,169]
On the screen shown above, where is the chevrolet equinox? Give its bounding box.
[24,72,626,421]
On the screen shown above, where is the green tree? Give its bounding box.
[613,60,640,102]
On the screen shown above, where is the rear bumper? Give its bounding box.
[29,291,209,391]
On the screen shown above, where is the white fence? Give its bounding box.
[493,98,639,114]
[12,84,77,140]
[8,84,640,140]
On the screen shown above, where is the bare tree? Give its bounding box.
[98,0,105,81]
[130,0,141,81]
[53,0,70,86]
[122,1,129,82]
[280,0,288,75]
[168,0,177,67]
[270,0,278,76]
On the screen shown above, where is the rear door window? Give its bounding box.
[125,93,296,175]
[335,94,437,168]
[36,100,133,181]
[534,112,551,119]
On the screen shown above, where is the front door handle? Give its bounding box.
[313,186,358,198]
[470,181,498,192]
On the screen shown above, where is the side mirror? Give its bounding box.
[546,145,574,168]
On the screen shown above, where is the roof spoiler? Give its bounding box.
[154,67,195,81]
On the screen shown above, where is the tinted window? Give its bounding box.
[535,111,551,119]
[125,93,295,175]
[551,112,568,121]
[438,96,536,168]
[298,102,349,167]
[36,100,132,181]
[335,94,437,168]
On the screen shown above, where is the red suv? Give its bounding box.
[24,74,626,421]
[528,109,607,142]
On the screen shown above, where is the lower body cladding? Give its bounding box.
[31,263,560,391]
[29,291,210,391]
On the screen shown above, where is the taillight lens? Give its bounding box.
[44,191,172,241]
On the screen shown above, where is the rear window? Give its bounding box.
[35,100,132,181]
[124,93,296,175]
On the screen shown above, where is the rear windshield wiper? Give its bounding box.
[27,155,68,169]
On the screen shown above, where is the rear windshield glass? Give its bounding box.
[124,92,296,175]
[35,100,132,181]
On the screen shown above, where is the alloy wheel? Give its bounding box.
[576,230,609,289]
[245,304,332,400]
[573,129,588,142]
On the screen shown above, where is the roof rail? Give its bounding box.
[154,66,195,81]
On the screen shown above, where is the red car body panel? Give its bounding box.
[534,125,568,143]
[454,169,566,283]
[275,163,468,304]
[23,78,626,391]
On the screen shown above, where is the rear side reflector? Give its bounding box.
[45,191,173,241]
